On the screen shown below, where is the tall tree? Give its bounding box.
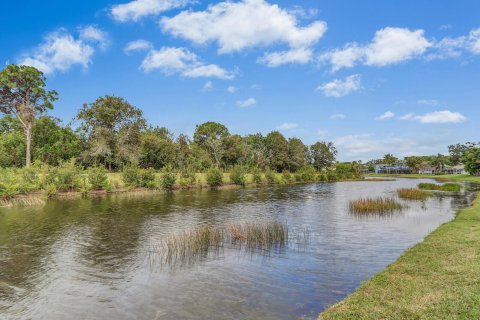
[265,131,289,172]
[382,153,398,165]
[193,121,229,167]
[77,95,145,170]
[310,141,337,171]
[0,65,58,167]
[140,127,176,169]
[463,148,480,176]
[287,137,308,171]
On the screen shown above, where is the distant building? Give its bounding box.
[374,164,412,174]
[442,165,467,175]
[419,167,436,174]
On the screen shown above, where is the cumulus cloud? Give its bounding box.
[236,97,256,107]
[140,46,235,79]
[399,110,467,123]
[375,111,395,120]
[111,0,192,22]
[160,0,327,62]
[18,27,107,74]
[258,47,313,67]
[428,28,480,60]
[330,113,346,120]
[227,85,237,93]
[317,74,361,98]
[320,27,431,71]
[123,39,153,54]
[276,122,298,130]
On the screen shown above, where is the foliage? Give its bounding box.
[286,138,308,172]
[140,127,176,169]
[251,168,263,184]
[265,131,289,172]
[282,171,294,184]
[87,166,108,190]
[139,168,156,188]
[310,141,337,171]
[193,121,229,167]
[463,148,480,176]
[264,168,276,184]
[397,188,430,200]
[206,167,223,188]
[178,169,197,188]
[0,65,58,166]
[43,160,80,192]
[349,197,403,214]
[418,183,462,192]
[229,165,247,186]
[160,170,177,190]
[294,165,317,182]
[121,163,141,188]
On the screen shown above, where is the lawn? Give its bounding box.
[367,173,480,183]
[319,194,480,319]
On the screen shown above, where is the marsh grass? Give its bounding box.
[0,195,45,207]
[157,222,292,267]
[397,188,431,200]
[418,182,462,192]
[349,197,403,214]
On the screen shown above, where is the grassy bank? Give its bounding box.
[368,173,480,183]
[319,194,480,319]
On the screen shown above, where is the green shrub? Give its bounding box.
[179,169,196,188]
[230,165,247,186]
[282,171,293,183]
[122,164,140,188]
[88,166,108,190]
[318,173,328,182]
[326,170,338,182]
[78,175,92,196]
[206,167,223,188]
[139,168,156,188]
[19,167,41,193]
[418,183,462,192]
[43,161,80,192]
[251,168,263,184]
[160,171,177,190]
[295,165,317,182]
[265,169,276,184]
[43,183,58,198]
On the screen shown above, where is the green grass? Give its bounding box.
[397,188,431,200]
[349,197,404,214]
[418,182,462,192]
[319,194,480,320]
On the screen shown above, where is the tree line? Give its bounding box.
[0,64,338,172]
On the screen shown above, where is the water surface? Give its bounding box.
[0,179,475,319]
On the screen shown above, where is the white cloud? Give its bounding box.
[399,110,467,124]
[160,0,327,60]
[140,46,234,79]
[111,0,192,22]
[276,122,298,130]
[330,113,346,120]
[202,81,213,91]
[227,85,237,93]
[18,28,106,74]
[417,99,439,106]
[79,25,109,50]
[258,47,313,67]
[236,97,256,108]
[320,27,431,71]
[317,74,361,98]
[428,28,480,59]
[123,39,153,54]
[375,111,395,120]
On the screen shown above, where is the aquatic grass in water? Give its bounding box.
[349,197,403,214]
[158,222,290,267]
[397,188,431,200]
[418,183,462,192]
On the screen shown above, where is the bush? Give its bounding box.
[318,173,328,182]
[206,167,223,188]
[43,183,58,198]
[251,168,263,184]
[88,166,108,190]
[0,169,20,198]
[326,170,338,182]
[78,175,92,195]
[294,165,317,182]
[265,169,276,184]
[282,171,293,184]
[139,168,156,188]
[179,169,197,188]
[43,160,80,192]
[19,167,41,193]
[230,165,247,186]
[122,164,140,188]
[160,171,177,190]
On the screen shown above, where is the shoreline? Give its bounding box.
[319,189,480,319]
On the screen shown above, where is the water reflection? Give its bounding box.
[0,179,477,320]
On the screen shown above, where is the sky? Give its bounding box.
[1,0,479,161]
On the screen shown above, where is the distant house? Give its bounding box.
[419,167,436,174]
[374,164,412,174]
[442,165,467,175]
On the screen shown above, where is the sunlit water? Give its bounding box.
[0,179,477,320]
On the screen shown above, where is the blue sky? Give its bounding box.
[1,0,479,161]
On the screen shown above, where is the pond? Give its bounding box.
[0,179,476,320]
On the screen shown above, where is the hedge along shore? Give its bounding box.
[319,193,480,320]
[0,172,362,208]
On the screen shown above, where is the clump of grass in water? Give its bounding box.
[159,222,289,267]
[418,183,462,192]
[349,197,403,214]
[397,188,431,200]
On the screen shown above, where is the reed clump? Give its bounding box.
[397,188,430,200]
[418,183,462,192]
[159,222,289,266]
[349,197,403,214]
